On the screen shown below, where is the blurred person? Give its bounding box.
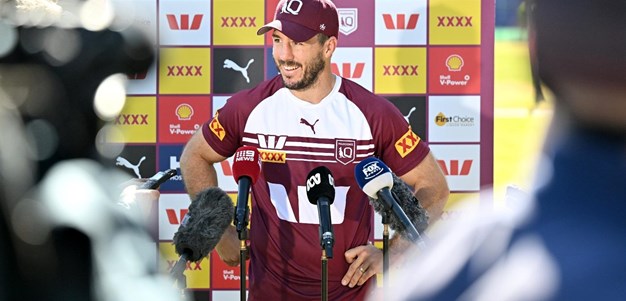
[179,0,449,300]
[0,2,184,300]
[372,0,626,300]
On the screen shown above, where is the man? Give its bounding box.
[378,0,626,300]
[179,0,449,300]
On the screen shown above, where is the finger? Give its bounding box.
[344,245,366,264]
[342,248,368,287]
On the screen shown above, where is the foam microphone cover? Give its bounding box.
[305,166,335,205]
[389,174,429,233]
[173,187,234,262]
[232,146,261,184]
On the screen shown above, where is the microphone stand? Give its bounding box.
[321,249,328,301]
[235,210,249,301]
[381,210,390,293]
[169,258,187,300]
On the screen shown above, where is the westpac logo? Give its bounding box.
[115,114,149,125]
[437,159,473,176]
[331,62,364,79]
[220,16,257,28]
[166,14,203,30]
[127,72,147,80]
[383,13,419,30]
[383,65,419,76]
[257,134,287,150]
[165,208,188,225]
[166,65,203,77]
[436,16,473,27]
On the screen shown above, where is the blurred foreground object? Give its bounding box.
[0,2,187,300]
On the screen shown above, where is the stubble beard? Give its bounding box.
[277,52,326,91]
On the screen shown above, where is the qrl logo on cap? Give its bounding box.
[281,0,303,15]
[361,161,383,180]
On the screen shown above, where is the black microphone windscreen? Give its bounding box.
[172,187,234,262]
[305,166,335,205]
[391,174,429,233]
[368,174,429,234]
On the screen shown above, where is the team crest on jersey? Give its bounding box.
[335,139,356,165]
[395,127,420,158]
[260,149,286,163]
[209,112,226,141]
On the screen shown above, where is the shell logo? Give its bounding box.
[176,103,194,120]
[445,54,464,71]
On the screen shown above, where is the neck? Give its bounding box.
[290,70,336,104]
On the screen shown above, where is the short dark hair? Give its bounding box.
[316,33,330,45]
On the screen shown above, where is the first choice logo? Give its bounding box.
[361,161,383,180]
[306,172,334,191]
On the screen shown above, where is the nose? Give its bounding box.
[275,41,294,62]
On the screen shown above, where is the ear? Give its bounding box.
[324,36,337,59]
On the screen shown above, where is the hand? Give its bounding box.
[215,226,249,266]
[342,243,383,288]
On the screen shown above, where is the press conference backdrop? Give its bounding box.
[106,0,495,299]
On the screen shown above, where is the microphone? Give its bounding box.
[354,157,426,247]
[231,146,261,237]
[305,166,335,259]
[171,187,234,277]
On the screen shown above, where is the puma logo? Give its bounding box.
[404,107,416,123]
[116,156,146,178]
[300,118,319,134]
[223,58,255,83]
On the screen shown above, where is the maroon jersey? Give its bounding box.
[202,75,429,300]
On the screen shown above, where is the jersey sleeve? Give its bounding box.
[201,95,244,158]
[375,101,430,177]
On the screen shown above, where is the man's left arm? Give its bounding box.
[399,150,449,224]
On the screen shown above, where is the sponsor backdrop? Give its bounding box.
[107,0,494,299]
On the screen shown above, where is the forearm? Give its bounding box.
[415,183,449,224]
[181,156,219,198]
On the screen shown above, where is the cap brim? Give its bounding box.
[257,19,318,43]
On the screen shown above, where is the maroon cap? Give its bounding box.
[257,0,339,42]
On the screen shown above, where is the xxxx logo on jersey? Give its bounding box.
[395,126,420,158]
[259,149,286,163]
[209,112,226,141]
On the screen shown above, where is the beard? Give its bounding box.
[276,52,326,91]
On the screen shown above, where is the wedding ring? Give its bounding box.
[359,266,367,273]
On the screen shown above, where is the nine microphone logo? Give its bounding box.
[234,149,256,162]
[361,161,384,180]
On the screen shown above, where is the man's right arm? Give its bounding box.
[179,130,241,266]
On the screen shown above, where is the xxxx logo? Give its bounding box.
[115,114,149,125]
[209,113,226,141]
[259,150,286,163]
[395,127,420,158]
[436,16,473,27]
[220,16,257,27]
[383,65,419,76]
[167,65,203,77]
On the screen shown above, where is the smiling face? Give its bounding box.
[272,30,329,91]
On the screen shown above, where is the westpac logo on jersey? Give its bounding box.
[331,47,373,91]
[375,0,427,45]
[159,0,211,45]
[430,144,480,192]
